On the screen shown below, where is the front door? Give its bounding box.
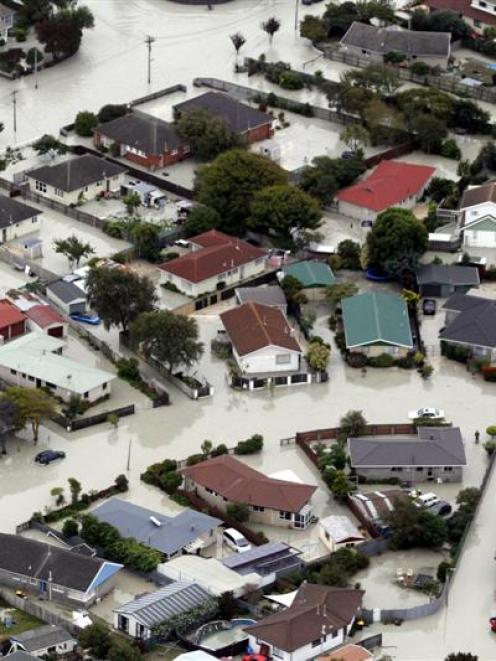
[2,229,6,243]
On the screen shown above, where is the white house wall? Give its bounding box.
[233,345,301,375]
[28,173,124,205]
[0,215,40,243]
[247,627,346,661]
[464,228,496,248]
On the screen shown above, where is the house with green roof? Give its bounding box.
[281,261,335,300]
[341,292,413,357]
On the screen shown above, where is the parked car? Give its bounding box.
[223,528,252,553]
[341,151,356,160]
[35,450,66,465]
[70,313,101,325]
[408,408,445,420]
[414,492,440,508]
[422,299,437,315]
[428,500,452,517]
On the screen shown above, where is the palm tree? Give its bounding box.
[230,32,246,63]
[262,17,281,45]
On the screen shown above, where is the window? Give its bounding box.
[84,186,89,192]
[416,467,423,472]
[255,257,265,264]
[55,188,64,198]
[479,1,486,6]
[96,180,102,186]
[444,466,453,472]
[391,467,403,472]
[312,638,322,648]
[206,487,214,494]
[10,369,16,375]
[252,505,265,512]
[32,217,38,223]
[28,375,34,382]
[84,391,89,399]
[103,382,108,390]
[46,382,56,389]
[272,648,283,659]
[279,511,292,520]
[276,354,291,365]
[35,180,47,193]
[474,18,481,26]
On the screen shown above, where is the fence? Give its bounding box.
[51,404,135,432]
[0,588,80,634]
[129,83,187,108]
[320,46,496,105]
[0,244,59,284]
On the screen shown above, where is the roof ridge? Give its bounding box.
[250,301,274,347]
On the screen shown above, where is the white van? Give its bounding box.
[222,528,252,553]
[416,493,440,508]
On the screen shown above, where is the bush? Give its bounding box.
[74,110,98,137]
[15,27,27,42]
[441,139,461,160]
[410,61,431,76]
[486,425,496,439]
[227,502,250,522]
[279,70,304,90]
[346,352,367,368]
[334,331,346,352]
[312,548,370,587]
[160,470,182,495]
[114,474,128,492]
[441,342,471,363]
[437,560,453,583]
[328,254,342,271]
[186,453,205,466]
[368,353,395,368]
[421,363,434,379]
[211,443,229,457]
[234,434,264,455]
[62,518,79,538]
[117,357,140,381]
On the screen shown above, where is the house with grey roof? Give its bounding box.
[348,427,467,485]
[5,652,38,661]
[92,498,222,558]
[340,22,451,67]
[94,111,189,170]
[46,279,86,315]
[0,195,41,244]
[235,285,287,313]
[0,533,122,606]
[6,625,77,658]
[319,515,365,553]
[27,154,126,206]
[221,542,302,586]
[113,581,212,640]
[416,264,480,297]
[441,292,496,362]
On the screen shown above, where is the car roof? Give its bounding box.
[224,528,245,539]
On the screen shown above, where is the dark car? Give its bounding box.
[422,299,437,315]
[428,500,452,517]
[35,450,66,465]
[341,151,356,160]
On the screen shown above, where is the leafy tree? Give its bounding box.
[342,64,400,97]
[300,15,327,43]
[131,310,204,373]
[411,8,469,40]
[108,641,142,661]
[299,155,365,205]
[324,1,359,36]
[131,222,160,261]
[486,425,496,439]
[227,502,250,522]
[195,150,288,235]
[230,32,246,58]
[177,108,243,161]
[2,387,57,443]
[26,47,44,66]
[337,240,361,269]
[249,184,322,235]
[97,104,128,124]
[123,191,141,215]
[385,498,448,549]
[340,409,367,437]
[86,267,157,333]
[262,16,281,44]
[183,206,221,237]
[62,518,79,538]
[329,443,346,470]
[50,486,65,507]
[160,470,182,495]
[74,110,98,137]
[62,394,85,421]
[32,134,66,155]
[218,591,237,620]
[411,114,447,154]
[306,342,330,371]
[54,234,94,270]
[36,16,81,60]
[68,477,82,504]
[451,99,490,134]
[329,470,352,500]
[201,440,213,455]
[0,399,18,454]
[366,208,428,277]
[326,282,358,305]
[79,623,112,658]
[280,274,307,306]
[340,125,369,154]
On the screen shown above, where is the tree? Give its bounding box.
[177,108,243,161]
[160,470,182,495]
[195,150,288,235]
[201,440,213,455]
[26,47,44,66]
[131,222,160,261]
[68,477,82,504]
[411,8,469,40]
[329,444,346,470]
[456,487,480,510]
[486,425,496,439]
[444,654,478,661]
[62,394,85,421]
[54,234,94,270]
[366,208,428,277]
[97,103,128,124]
[78,623,112,659]
[36,16,82,59]
[86,267,157,333]
[326,282,358,305]
[306,342,330,371]
[227,502,250,522]
[280,274,307,306]
[300,15,327,43]
[337,239,361,269]
[340,124,369,154]
[62,518,78,538]
[32,134,66,156]
[108,641,142,661]
[184,206,221,237]
[329,470,352,500]
[340,410,367,437]
[411,114,447,154]
[249,184,322,235]
[131,310,204,373]
[0,399,18,454]
[230,32,246,59]
[262,16,281,44]
[123,191,141,215]
[341,64,400,97]
[2,387,57,443]
[299,155,365,206]
[74,110,98,137]
[385,498,448,549]
[50,486,65,507]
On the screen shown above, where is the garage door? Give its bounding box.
[48,326,64,338]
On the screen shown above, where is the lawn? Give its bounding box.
[0,597,43,642]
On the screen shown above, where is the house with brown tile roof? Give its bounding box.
[159,230,267,296]
[181,454,317,529]
[220,301,301,376]
[244,582,364,661]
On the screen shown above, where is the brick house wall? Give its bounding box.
[94,132,190,170]
[245,123,273,145]
[0,320,26,342]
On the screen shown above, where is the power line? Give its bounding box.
[145,35,155,86]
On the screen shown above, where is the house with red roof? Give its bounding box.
[336,160,435,222]
[0,300,27,343]
[159,230,267,297]
[24,304,67,338]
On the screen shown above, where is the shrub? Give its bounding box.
[437,560,453,583]
[484,440,496,457]
[74,110,98,137]
[234,434,264,455]
[441,342,471,363]
[441,139,461,160]
[368,353,395,368]
[306,342,330,371]
[211,443,229,457]
[312,548,370,587]
[410,61,431,76]
[328,254,342,271]
[396,354,414,369]
[227,502,250,522]
[346,352,367,368]
[62,518,79,538]
[186,453,205,466]
[486,425,496,439]
[160,470,182,495]
[278,70,304,90]
[114,474,128,492]
[15,27,27,42]
[117,357,140,381]
[421,363,434,379]
[334,331,346,352]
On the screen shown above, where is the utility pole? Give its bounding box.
[145,35,155,85]
[11,89,17,135]
[294,0,299,34]
[34,47,38,90]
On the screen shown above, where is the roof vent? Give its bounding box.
[150,516,162,527]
